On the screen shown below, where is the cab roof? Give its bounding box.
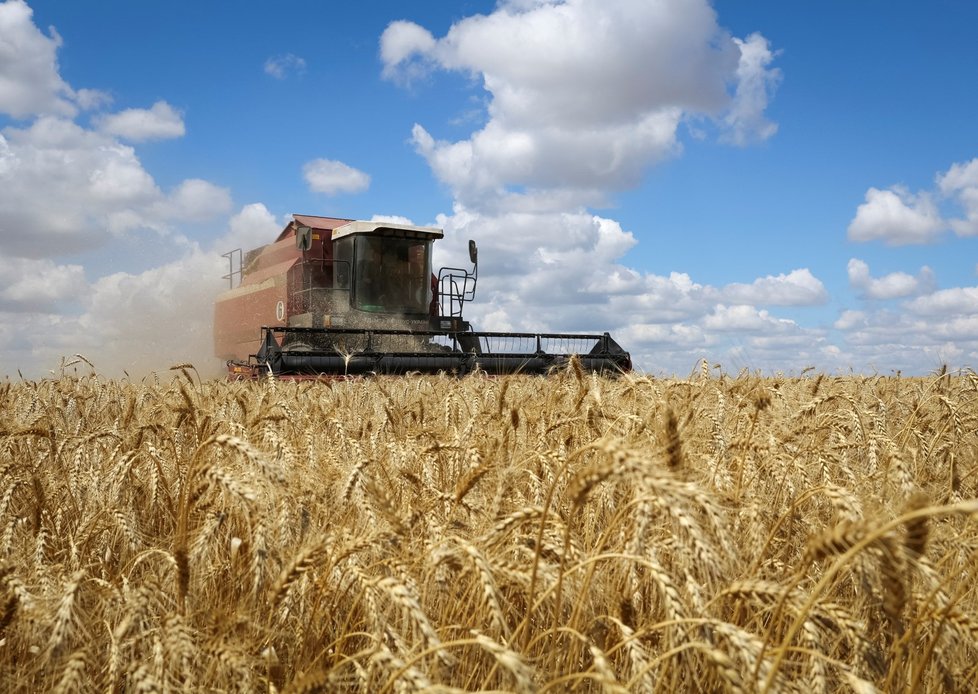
[332,219,444,240]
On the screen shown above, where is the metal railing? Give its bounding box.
[222,248,242,289]
[437,256,478,317]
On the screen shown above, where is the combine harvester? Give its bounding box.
[214,214,631,378]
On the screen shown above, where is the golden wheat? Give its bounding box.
[0,363,977,691]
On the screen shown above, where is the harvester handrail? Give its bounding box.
[437,264,477,317]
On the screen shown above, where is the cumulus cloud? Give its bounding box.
[96,101,186,141]
[722,33,781,146]
[834,309,866,331]
[384,0,779,210]
[379,3,848,373]
[826,266,978,372]
[847,186,944,245]
[0,256,86,312]
[0,117,153,255]
[164,179,232,222]
[373,3,843,374]
[303,158,370,196]
[618,322,707,348]
[847,158,978,245]
[264,53,306,79]
[938,157,978,237]
[721,269,827,306]
[608,272,710,324]
[831,304,978,372]
[702,304,797,332]
[0,117,229,257]
[432,204,827,327]
[0,0,75,118]
[847,258,935,300]
[379,21,436,82]
[905,287,978,317]
[828,239,978,371]
[214,203,281,252]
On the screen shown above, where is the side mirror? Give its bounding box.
[468,239,478,265]
[296,226,312,251]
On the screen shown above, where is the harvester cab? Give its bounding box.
[215,214,630,377]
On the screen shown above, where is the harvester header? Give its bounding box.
[214,214,630,377]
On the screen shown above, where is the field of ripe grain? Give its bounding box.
[2,361,978,692]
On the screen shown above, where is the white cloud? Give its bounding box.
[74,87,111,111]
[827,292,978,373]
[0,115,229,258]
[702,304,796,332]
[0,10,218,261]
[88,147,159,204]
[935,315,978,341]
[609,272,709,323]
[384,0,779,210]
[618,322,706,348]
[839,188,973,369]
[721,268,827,306]
[411,109,684,208]
[0,256,86,312]
[164,179,232,222]
[847,258,935,300]
[847,158,978,246]
[834,309,866,331]
[379,21,436,82]
[847,186,944,245]
[264,53,306,80]
[214,203,281,252]
[938,157,978,237]
[0,117,154,255]
[96,101,186,141]
[303,158,370,196]
[0,0,75,118]
[905,287,978,316]
[722,33,781,146]
[460,214,824,321]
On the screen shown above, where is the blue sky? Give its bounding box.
[2,0,978,377]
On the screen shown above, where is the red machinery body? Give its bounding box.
[215,215,351,363]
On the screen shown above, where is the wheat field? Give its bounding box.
[1,358,977,692]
